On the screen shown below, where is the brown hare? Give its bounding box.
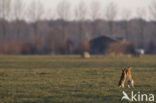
[118,67,134,88]
[118,68,127,88]
[126,67,134,88]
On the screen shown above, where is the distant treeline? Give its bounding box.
[0,19,156,55]
[0,0,156,54]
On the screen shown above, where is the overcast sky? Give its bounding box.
[22,0,154,21]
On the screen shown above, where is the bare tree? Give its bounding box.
[74,1,89,52]
[48,27,58,54]
[149,1,156,51]
[47,9,58,54]
[57,0,71,53]
[89,1,101,38]
[27,0,44,51]
[150,1,156,20]
[105,2,118,36]
[0,0,12,20]
[90,1,101,21]
[12,0,25,40]
[0,0,12,41]
[75,1,87,21]
[122,9,131,40]
[137,8,146,48]
[57,0,71,21]
[27,0,44,22]
[75,1,87,40]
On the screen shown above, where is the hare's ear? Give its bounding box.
[127,65,131,69]
[128,66,131,70]
[122,68,126,72]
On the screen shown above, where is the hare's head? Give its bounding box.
[122,68,127,77]
[126,66,132,72]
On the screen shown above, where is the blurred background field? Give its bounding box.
[0,55,155,103]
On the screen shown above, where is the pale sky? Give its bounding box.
[22,0,154,21]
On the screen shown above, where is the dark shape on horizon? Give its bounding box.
[90,35,136,55]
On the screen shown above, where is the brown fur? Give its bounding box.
[118,69,127,88]
[118,67,134,88]
[126,67,134,88]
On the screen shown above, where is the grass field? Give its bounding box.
[0,55,155,103]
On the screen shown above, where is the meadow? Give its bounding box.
[0,55,155,103]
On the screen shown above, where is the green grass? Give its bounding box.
[0,55,155,103]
